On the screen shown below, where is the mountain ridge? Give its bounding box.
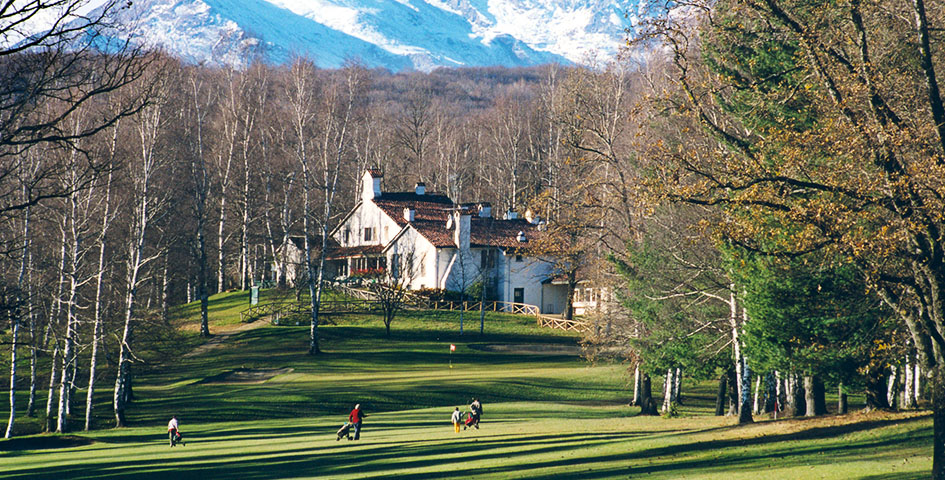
[102,0,634,71]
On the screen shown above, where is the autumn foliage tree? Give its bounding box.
[635,0,945,475]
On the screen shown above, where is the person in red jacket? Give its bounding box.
[348,404,367,440]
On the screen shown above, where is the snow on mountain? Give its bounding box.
[95,0,635,71]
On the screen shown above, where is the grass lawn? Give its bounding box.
[0,290,934,479]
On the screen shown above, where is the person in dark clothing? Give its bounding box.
[468,398,482,429]
[348,404,367,440]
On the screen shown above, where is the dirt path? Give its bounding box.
[183,317,270,358]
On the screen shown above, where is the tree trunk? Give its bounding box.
[738,357,753,424]
[865,364,891,410]
[87,170,112,430]
[45,346,60,432]
[915,361,922,404]
[632,365,641,407]
[727,366,739,416]
[838,382,848,414]
[661,368,673,413]
[753,374,762,415]
[887,365,900,409]
[932,364,944,480]
[715,372,727,416]
[813,376,827,415]
[639,373,658,415]
[803,375,827,416]
[673,367,683,405]
[5,307,19,438]
[217,169,230,293]
[564,270,576,320]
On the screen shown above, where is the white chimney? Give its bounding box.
[453,208,471,251]
[505,209,518,220]
[525,208,541,224]
[516,231,527,243]
[362,169,382,201]
[478,203,492,218]
[415,182,426,195]
[403,207,415,222]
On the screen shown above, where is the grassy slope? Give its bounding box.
[0,290,933,479]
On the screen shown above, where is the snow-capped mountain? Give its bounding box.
[101,0,635,71]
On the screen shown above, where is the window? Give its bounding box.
[420,258,426,276]
[515,254,523,262]
[363,227,373,242]
[344,229,350,244]
[391,254,400,278]
[480,249,497,269]
[383,225,389,241]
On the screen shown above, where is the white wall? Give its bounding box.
[334,201,400,248]
[497,251,555,312]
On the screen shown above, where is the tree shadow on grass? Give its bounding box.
[1,417,931,480]
[0,435,94,451]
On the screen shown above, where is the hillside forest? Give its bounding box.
[1,0,945,478]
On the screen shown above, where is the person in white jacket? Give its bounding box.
[451,407,462,433]
[168,416,180,446]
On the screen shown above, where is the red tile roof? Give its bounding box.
[373,192,454,228]
[470,217,542,249]
[350,188,544,251]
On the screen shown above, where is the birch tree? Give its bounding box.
[113,62,172,427]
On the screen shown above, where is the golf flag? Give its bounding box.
[450,344,456,352]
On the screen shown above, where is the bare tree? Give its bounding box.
[370,246,422,337]
[113,60,173,427]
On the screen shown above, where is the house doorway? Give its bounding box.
[513,287,524,305]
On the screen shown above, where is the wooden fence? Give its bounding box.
[240,290,590,333]
[407,299,540,317]
[537,314,592,333]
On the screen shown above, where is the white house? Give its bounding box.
[327,170,570,314]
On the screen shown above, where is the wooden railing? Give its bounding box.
[241,290,588,333]
[333,285,376,301]
[537,314,591,333]
[240,301,310,323]
[407,299,541,316]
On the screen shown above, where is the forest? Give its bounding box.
[2,0,945,478]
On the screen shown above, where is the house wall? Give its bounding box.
[442,247,499,294]
[334,201,401,248]
[385,228,439,290]
[496,251,558,313]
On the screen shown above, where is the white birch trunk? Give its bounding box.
[5,309,18,438]
[887,365,899,407]
[217,160,232,293]
[673,367,682,403]
[45,346,60,431]
[632,365,640,406]
[753,374,762,415]
[904,356,915,408]
[661,368,673,413]
[26,243,36,418]
[86,166,113,430]
[5,195,31,437]
[729,286,744,411]
[915,361,922,403]
[114,94,165,427]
